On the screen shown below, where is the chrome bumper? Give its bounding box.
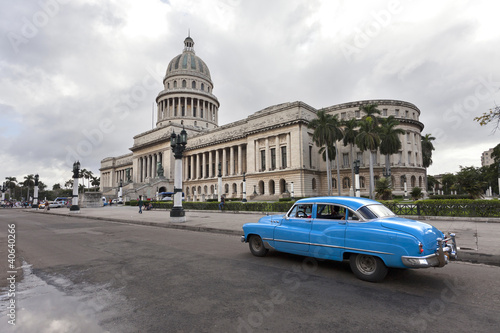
[402,233,458,268]
[241,235,246,243]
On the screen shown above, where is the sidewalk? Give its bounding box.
[26,206,500,266]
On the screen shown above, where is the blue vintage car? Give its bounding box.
[241,196,458,282]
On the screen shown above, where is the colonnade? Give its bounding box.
[183,144,247,181]
[157,96,218,123]
[137,152,163,182]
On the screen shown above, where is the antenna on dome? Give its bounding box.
[188,28,190,37]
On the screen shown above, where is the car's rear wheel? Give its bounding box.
[249,235,268,257]
[349,253,388,282]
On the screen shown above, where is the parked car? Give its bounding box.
[241,196,458,282]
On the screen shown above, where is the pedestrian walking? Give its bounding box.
[218,195,225,211]
[138,197,144,214]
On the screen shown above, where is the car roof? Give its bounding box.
[295,196,381,210]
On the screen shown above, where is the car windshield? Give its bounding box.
[358,204,396,219]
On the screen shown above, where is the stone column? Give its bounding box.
[237,145,242,175]
[215,149,220,178]
[265,137,270,172]
[209,150,213,177]
[222,148,227,176]
[230,146,234,176]
[287,133,291,168]
[202,152,207,178]
[276,136,281,169]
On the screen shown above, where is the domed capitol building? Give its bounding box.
[100,36,426,201]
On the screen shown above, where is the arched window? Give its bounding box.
[225,184,229,194]
[269,180,275,194]
[208,87,210,93]
[204,185,208,194]
[167,82,170,89]
[400,176,406,190]
[201,83,205,91]
[419,176,423,188]
[191,81,196,89]
[232,183,237,193]
[411,176,416,188]
[332,178,337,189]
[197,186,201,194]
[343,177,350,189]
[210,185,214,194]
[359,176,366,188]
[312,178,316,190]
[182,80,187,88]
[173,81,177,88]
[279,179,286,194]
[258,180,264,195]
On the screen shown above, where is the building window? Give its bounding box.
[406,132,410,142]
[382,109,388,116]
[405,110,409,118]
[343,177,350,189]
[343,153,349,167]
[359,176,365,188]
[355,110,360,118]
[193,106,197,117]
[312,178,317,190]
[208,87,210,93]
[414,133,418,144]
[200,108,204,118]
[281,146,287,168]
[192,81,196,89]
[332,178,337,189]
[167,82,170,89]
[309,146,313,168]
[408,151,412,165]
[271,148,276,170]
[357,152,364,166]
[182,80,186,88]
[182,106,185,116]
[400,176,406,190]
[174,81,177,88]
[225,184,229,194]
[261,150,266,171]
[341,112,346,120]
[395,109,399,117]
[201,83,204,91]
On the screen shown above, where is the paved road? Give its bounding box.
[1,210,499,332]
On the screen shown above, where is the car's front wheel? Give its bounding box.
[248,235,268,257]
[349,253,388,282]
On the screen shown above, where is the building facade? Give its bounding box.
[100,36,426,201]
[481,148,495,167]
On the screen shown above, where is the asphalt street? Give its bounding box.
[0,210,499,333]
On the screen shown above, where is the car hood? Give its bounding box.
[380,217,444,250]
[258,214,285,224]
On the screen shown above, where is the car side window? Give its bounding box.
[346,209,360,221]
[288,204,313,218]
[317,204,345,220]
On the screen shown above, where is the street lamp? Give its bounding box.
[170,128,187,221]
[217,162,222,203]
[1,182,6,202]
[118,179,123,202]
[242,172,247,203]
[70,161,81,212]
[403,175,408,200]
[354,159,361,198]
[497,162,500,198]
[32,174,39,208]
[290,181,294,199]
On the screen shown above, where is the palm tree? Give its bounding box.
[23,174,35,201]
[91,176,100,190]
[379,116,405,186]
[308,110,344,196]
[5,177,17,200]
[64,179,73,189]
[421,134,436,193]
[342,118,359,195]
[356,116,380,199]
[359,103,381,125]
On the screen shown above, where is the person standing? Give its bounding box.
[138,196,144,214]
[218,195,225,211]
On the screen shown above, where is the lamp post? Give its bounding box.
[217,162,222,203]
[118,179,123,202]
[242,172,247,203]
[354,159,361,198]
[70,161,81,212]
[383,166,391,187]
[290,181,294,199]
[170,128,187,221]
[403,175,408,200]
[33,174,39,208]
[1,182,6,202]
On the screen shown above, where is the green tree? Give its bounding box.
[410,187,423,200]
[64,179,73,189]
[375,177,392,200]
[427,175,439,193]
[53,183,61,190]
[356,114,380,199]
[474,105,500,132]
[379,116,404,187]
[441,173,457,195]
[23,174,35,201]
[342,118,359,194]
[456,166,485,199]
[308,110,344,196]
[5,177,17,200]
[91,176,100,190]
[421,133,436,195]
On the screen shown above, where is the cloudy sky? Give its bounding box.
[1,0,499,188]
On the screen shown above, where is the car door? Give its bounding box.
[273,203,313,253]
[309,204,347,261]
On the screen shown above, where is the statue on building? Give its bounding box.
[157,162,164,178]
